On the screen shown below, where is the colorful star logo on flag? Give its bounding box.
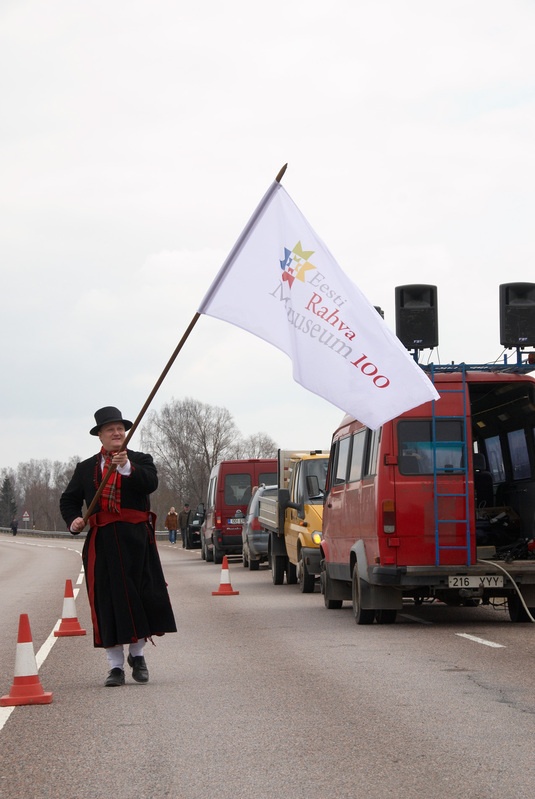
[280,242,317,287]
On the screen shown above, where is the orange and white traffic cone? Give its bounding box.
[54,579,86,637]
[0,613,53,706]
[212,555,240,596]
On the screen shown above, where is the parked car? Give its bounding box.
[242,485,278,570]
[186,503,205,549]
[201,458,277,564]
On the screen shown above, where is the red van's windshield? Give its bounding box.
[224,473,252,506]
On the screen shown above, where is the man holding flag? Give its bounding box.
[60,406,177,688]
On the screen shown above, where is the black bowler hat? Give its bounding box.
[90,406,133,436]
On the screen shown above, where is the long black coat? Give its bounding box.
[60,449,177,648]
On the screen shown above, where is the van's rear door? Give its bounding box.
[394,416,470,567]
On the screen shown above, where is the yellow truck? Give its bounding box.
[258,449,329,592]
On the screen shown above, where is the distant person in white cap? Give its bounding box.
[60,406,177,687]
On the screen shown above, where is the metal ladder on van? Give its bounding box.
[429,364,472,566]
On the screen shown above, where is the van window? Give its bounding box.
[224,473,252,505]
[398,420,464,474]
[259,471,277,486]
[485,435,506,482]
[207,476,216,509]
[325,443,336,494]
[349,429,366,482]
[334,437,351,484]
[310,459,328,490]
[508,429,531,479]
[365,429,381,477]
[302,458,328,502]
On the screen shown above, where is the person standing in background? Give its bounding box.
[178,502,191,549]
[165,506,179,544]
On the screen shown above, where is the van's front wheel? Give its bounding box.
[298,551,315,593]
[352,566,375,625]
[286,560,297,585]
[321,568,343,610]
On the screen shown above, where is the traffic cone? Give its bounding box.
[0,614,53,706]
[54,579,86,637]
[212,556,240,596]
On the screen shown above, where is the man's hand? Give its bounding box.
[110,450,129,468]
[70,517,85,534]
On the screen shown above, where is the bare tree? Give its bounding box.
[51,456,81,530]
[13,456,80,531]
[140,397,278,523]
[140,397,238,517]
[17,460,53,530]
[230,432,278,460]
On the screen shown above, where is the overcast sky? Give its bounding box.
[1,0,535,470]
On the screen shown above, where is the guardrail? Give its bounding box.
[0,527,169,541]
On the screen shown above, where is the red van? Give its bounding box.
[201,458,277,564]
[320,364,535,624]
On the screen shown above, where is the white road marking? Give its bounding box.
[36,622,61,669]
[0,706,15,728]
[456,633,505,648]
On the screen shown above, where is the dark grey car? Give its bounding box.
[242,485,277,571]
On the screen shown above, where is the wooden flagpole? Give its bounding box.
[81,164,288,527]
[82,312,201,524]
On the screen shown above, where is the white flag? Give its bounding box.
[198,180,439,429]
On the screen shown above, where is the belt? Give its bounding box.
[89,509,156,528]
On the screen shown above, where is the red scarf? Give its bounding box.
[100,446,122,513]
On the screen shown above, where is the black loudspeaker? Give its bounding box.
[499,283,535,347]
[395,285,438,350]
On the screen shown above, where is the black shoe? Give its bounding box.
[105,668,125,687]
[127,654,149,683]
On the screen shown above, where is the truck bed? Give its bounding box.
[258,495,279,533]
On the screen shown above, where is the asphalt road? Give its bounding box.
[1,533,535,799]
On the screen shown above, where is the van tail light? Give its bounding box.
[382,500,395,534]
[216,513,222,525]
